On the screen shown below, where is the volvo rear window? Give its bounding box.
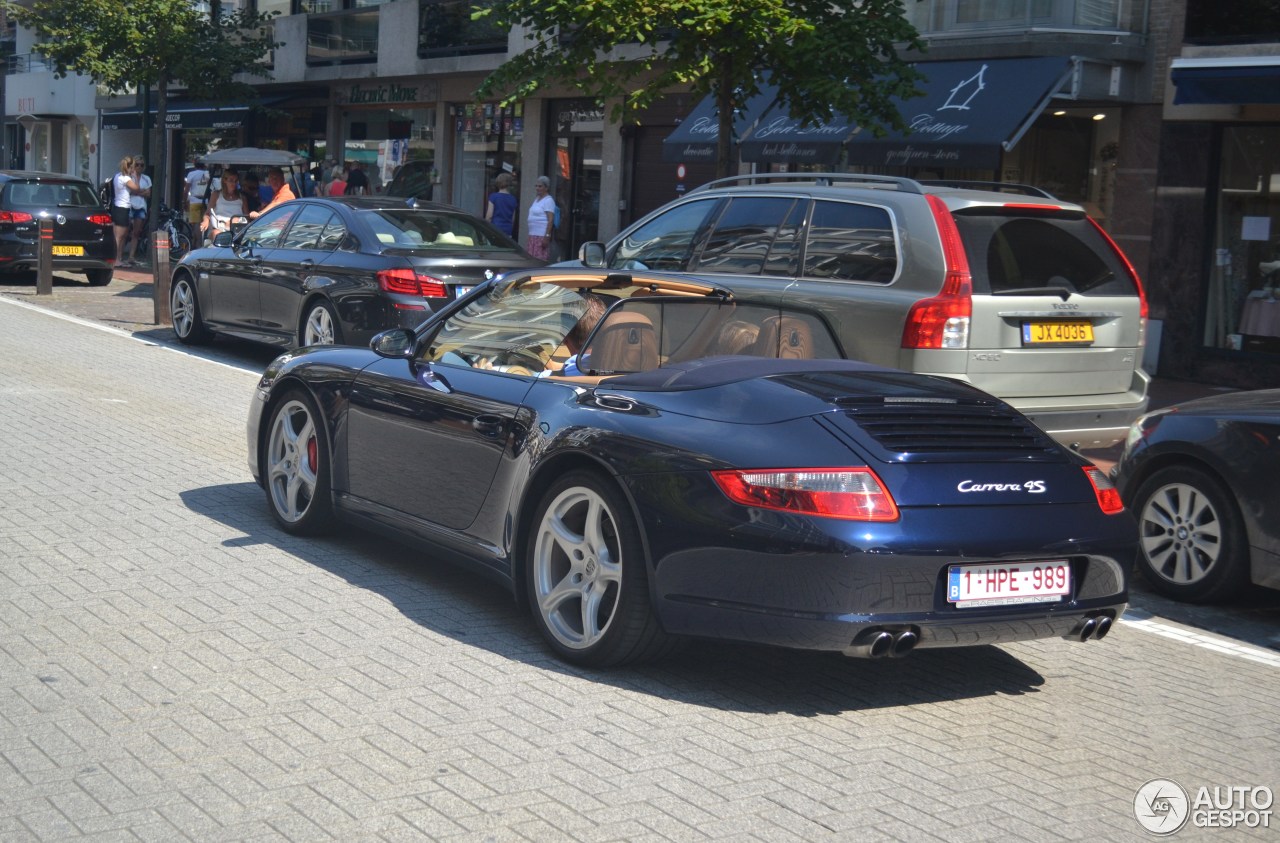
[802,200,898,283]
[954,213,1138,296]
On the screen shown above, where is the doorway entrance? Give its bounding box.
[546,100,603,261]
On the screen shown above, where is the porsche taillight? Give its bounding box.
[377,268,448,298]
[711,467,900,522]
[1084,466,1124,515]
[903,194,972,349]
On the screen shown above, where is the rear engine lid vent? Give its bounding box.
[838,397,1059,459]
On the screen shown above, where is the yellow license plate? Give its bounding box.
[1022,321,1094,345]
[51,245,84,257]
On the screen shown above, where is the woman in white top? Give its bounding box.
[524,175,556,261]
[122,158,152,266]
[111,156,141,268]
[204,168,249,244]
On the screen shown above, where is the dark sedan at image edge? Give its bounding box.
[246,268,1137,667]
[1114,388,1280,603]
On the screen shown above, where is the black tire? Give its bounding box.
[262,390,334,536]
[526,470,674,666]
[299,300,343,348]
[170,272,212,345]
[1132,465,1249,603]
[86,268,113,286]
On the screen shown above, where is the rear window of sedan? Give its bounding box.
[3,180,99,208]
[359,209,516,250]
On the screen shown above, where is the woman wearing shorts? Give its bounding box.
[111,156,140,268]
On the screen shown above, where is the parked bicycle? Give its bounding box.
[155,204,194,261]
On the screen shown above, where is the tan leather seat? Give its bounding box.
[584,312,659,373]
[750,315,814,359]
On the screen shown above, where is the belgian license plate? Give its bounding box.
[52,245,84,257]
[947,561,1071,608]
[1022,320,1094,345]
[454,285,473,298]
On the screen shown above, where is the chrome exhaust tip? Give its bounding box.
[845,630,895,659]
[1076,618,1098,642]
[889,630,919,658]
[1093,615,1113,640]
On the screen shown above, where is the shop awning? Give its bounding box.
[662,86,777,163]
[738,57,1074,170]
[1170,56,1280,105]
[100,97,279,131]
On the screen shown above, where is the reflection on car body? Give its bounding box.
[246,267,1135,668]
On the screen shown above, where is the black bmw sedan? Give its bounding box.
[247,268,1135,667]
[0,170,116,285]
[170,196,543,349]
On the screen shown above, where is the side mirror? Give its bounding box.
[213,231,234,248]
[371,327,416,359]
[579,241,607,268]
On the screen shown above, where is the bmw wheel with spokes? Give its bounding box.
[300,300,342,348]
[1132,465,1247,603]
[170,272,211,344]
[527,470,673,666]
[264,392,334,535]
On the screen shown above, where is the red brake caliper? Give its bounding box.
[307,436,317,474]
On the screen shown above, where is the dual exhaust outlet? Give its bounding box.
[1073,613,1114,642]
[846,627,919,659]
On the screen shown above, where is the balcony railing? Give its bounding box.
[7,52,55,74]
[418,0,506,58]
[907,0,1137,35]
[1184,0,1280,44]
[306,8,378,64]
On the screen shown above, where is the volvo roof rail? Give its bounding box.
[689,172,924,194]
[917,180,1057,200]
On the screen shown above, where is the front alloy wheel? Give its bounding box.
[1134,465,1247,603]
[170,273,211,344]
[264,393,333,535]
[527,471,672,666]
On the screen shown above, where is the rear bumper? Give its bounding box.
[1008,368,1151,449]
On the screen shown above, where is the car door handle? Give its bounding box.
[299,258,315,268]
[472,415,506,438]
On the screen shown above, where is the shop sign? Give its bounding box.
[338,80,438,107]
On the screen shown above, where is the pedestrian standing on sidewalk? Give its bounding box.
[182,157,211,228]
[121,157,152,267]
[486,172,517,238]
[524,175,555,261]
[111,156,140,268]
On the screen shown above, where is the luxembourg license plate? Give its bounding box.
[1022,320,1094,345]
[52,245,84,257]
[947,561,1071,608]
[454,286,473,299]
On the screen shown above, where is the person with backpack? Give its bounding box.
[110,156,142,268]
[524,175,556,261]
[121,157,152,267]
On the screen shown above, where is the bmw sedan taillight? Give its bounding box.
[711,467,900,521]
[377,268,448,298]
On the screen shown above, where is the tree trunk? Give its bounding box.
[715,65,734,180]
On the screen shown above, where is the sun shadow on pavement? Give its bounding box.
[180,482,1047,715]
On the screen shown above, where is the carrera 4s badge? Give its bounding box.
[957,480,1047,494]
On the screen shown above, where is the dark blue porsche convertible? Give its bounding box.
[247,268,1136,666]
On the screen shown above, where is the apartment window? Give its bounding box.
[419,0,506,57]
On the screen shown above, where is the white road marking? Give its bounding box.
[0,294,261,376]
[1123,614,1280,669]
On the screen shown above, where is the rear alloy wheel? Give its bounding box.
[1133,465,1248,603]
[263,392,334,535]
[300,300,342,348]
[86,268,113,286]
[170,273,212,344]
[527,471,672,666]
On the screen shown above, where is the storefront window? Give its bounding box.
[1206,125,1280,354]
[452,102,522,220]
[343,106,436,195]
[76,123,90,181]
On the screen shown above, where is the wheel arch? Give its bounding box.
[509,451,654,615]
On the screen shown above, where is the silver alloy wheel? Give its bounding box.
[266,399,319,524]
[532,486,623,651]
[303,304,336,346]
[171,277,197,337]
[1139,481,1223,585]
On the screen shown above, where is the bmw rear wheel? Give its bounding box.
[300,300,342,348]
[1133,465,1248,603]
[527,471,672,666]
[170,272,212,344]
[264,392,334,535]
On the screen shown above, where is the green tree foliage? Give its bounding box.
[474,0,925,176]
[7,0,275,211]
